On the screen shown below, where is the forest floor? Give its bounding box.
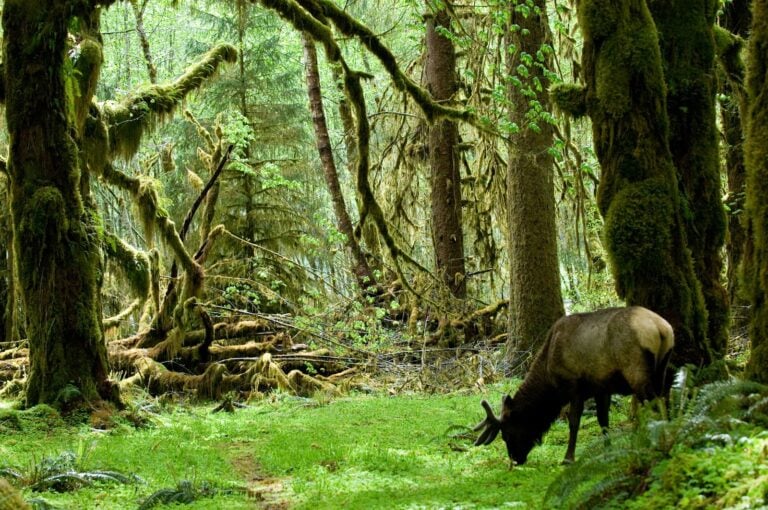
[0,384,617,509]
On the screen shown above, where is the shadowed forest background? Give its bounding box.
[1,0,768,508]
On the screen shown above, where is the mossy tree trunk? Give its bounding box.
[572,0,710,366]
[504,0,564,367]
[649,0,729,356]
[744,0,768,382]
[2,0,118,407]
[302,34,378,292]
[425,5,466,298]
[720,0,752,328]
[333,64,382,272]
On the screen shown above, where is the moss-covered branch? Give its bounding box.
[309,0,473,125]
[103,232,151,300]
[101,163,203,288]
[551,83,588,118]
[256,0,474,126]
[100,43,237,160]
[255,0,434,296]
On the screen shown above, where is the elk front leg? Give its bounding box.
[595,393,610,434]
[564,396,584,464]
[595,393,611,447]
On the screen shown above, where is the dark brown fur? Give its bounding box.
[474,306,674,464]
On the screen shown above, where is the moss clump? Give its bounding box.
[0,478,30,510]
[577,0,622,41]
[604,178,674,283]
[714,25,745,84]
[550,83,587,118]
[0,404,65,434]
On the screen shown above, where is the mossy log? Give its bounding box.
[121,319,274,351]
[124,353,343,398]
[0,347,26,361]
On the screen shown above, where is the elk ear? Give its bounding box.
[502,394,514,412]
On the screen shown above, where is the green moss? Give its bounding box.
[578,0,622,41]
[103,232,151,300]
[576,0,711,365]
[21,187,68,240]
[135,177,166,245]
[550,83,587,118]
[744,0,768,382]
[0,478,29,510]
[83,112,110,175]
[0,404,64,434]
[714,25,744,70]
[72,37,103,132]
[604,179,674,285]
[101,43,237,160]
[651,0,729,355]
[595,34,633,116]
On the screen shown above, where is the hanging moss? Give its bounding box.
[72,38,103,132]
[101,164,202,295]
[100,43,237,160]
[103,232,150,300]
[259,0,472,125]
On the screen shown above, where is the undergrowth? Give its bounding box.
[543,370,768,509]
[1,374,767,509]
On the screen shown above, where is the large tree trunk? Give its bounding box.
[573,0,711,366]
[720,0,752,330]
[425,7,466,298]
[2,1,117,407]
[650,1,729,356]
[302,34,378,291]
[504,0,564,367]
[744,0,768,382]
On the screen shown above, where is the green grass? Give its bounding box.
[0,387,615,509]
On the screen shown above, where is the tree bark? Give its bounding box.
[425,6,466,298]
[2,1,118,407]
[744,0,768,382]
[302,33,378,291]
[504,0,564,368]
[573,0,711,366]
[650,1,729,356]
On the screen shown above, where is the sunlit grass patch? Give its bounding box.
[0,387,612,509]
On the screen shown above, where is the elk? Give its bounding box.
[474,306,674,465]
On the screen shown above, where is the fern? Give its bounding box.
[544,377,768,509]
[138,479,244,509]
[0,450,141,493]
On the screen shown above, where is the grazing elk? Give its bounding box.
[474,306,674,465]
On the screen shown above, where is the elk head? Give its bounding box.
[474,396,536,466]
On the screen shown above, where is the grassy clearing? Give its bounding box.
[0,386,616,509]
